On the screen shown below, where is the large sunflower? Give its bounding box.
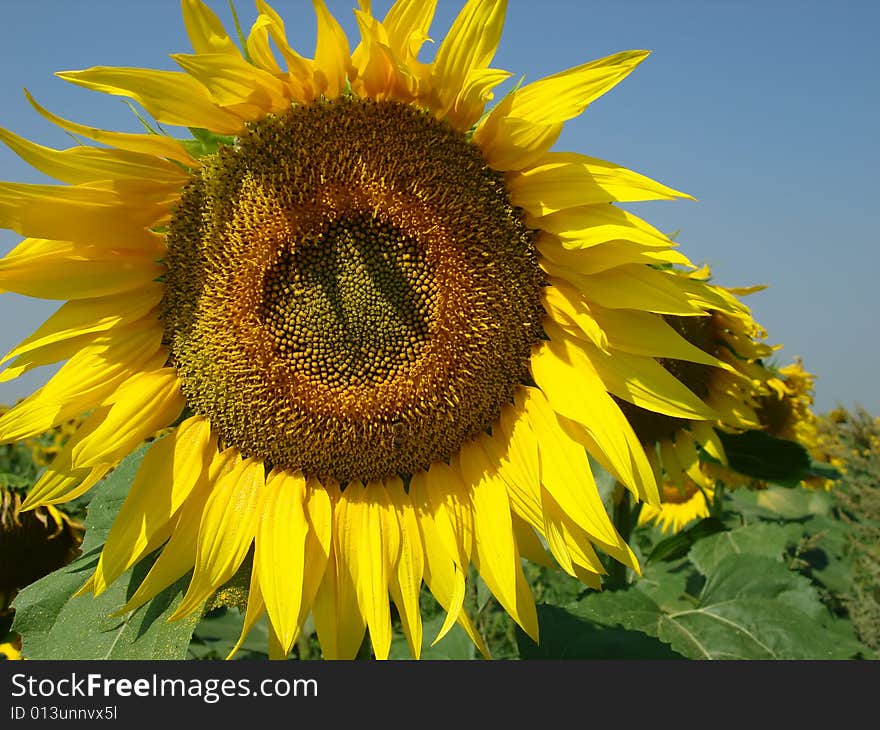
[0,0,735,659]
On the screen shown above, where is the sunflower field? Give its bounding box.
[0,0,877,663]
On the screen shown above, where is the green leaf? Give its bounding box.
[11,443,202,659]
[0,471,31,490]
[688,522,805,575]
[516,603,685,659]
[714,429,811,485]
[725,484,832,521]
[182,127,236,157]
[570,554,866,659]
[755,486,833,518]
[189,608,269,659]
[804,460,842,481]
[389,614,476,660]
[646,516,727,563]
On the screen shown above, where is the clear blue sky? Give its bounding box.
[1,0,878,414]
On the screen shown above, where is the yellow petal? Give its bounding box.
[540,486,612,575]
[227,564,266,659]
[69,368,184,469]
[590,304,726,368]
[383,0,437,59]
[255,470,309,657]
[508,152,693,217]
[0,325,166,443]
[553,266,706,316]
[121,447,239,614]
[417,461,472,571]
[0,333,96,385]
[387,480,424,659]
[312,0,351,99]
[23,90,197,167]
[493,401,543,531]
[474,50,650,170]
[0,239,165,300]
[660,439,684,489]
[537,233,692,275]
[522,385,628,550]
[556,326,716,421]
[172,53,290,117]
[20,461,109,511]
[0,285,162,370]
[0,181,168,252]
[416,505,485,655]
[170,457,265,620]
[181,0,241,56]
[409,469,468,645]
[56,67,244,134]
[429,0,507,129]
[541,283,609,352]
[0,125,190,187]
[298,477,334,632]
[674,430,711,489]
[510,515,556,570]
[531,204,672,250]
[459,436,538,641]
[347,480,398,660]
[246,15,283,75]
[93,416,216,594]
[313,483,367,659]
[692,420,727,465]
[527,341,659,505]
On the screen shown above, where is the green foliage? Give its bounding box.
[531,550,864,660]
[11,444,201,659]
[181,127,237,158]
[714,428,812,485]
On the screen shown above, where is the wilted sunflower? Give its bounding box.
[617,265,777,495]
[0,0,734,659]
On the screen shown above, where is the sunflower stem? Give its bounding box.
[606,483,637,590]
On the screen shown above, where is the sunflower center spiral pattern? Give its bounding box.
[162,98,545,483]
[260,213,436,388]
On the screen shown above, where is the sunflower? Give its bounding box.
[0,0,735,659]
[615,265,777,495]
[637,478,714,534]
[759,358,839,489]
[0,486,84,609]
[0,640,22,660]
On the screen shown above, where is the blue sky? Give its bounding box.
[0,0,878,414]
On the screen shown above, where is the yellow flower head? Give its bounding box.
[638,478,714,534]
[616,265,777,494]
[0,486,83,599]
[759,358,838,489]
[0,0,736,658]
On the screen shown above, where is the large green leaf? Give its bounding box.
[714,429,811,485]
[516,603,685,659]
[725,484,833,521]
[688,522,805,575]
[11,443,202,659]
[646,516,728,563]
[570,554,865,659]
